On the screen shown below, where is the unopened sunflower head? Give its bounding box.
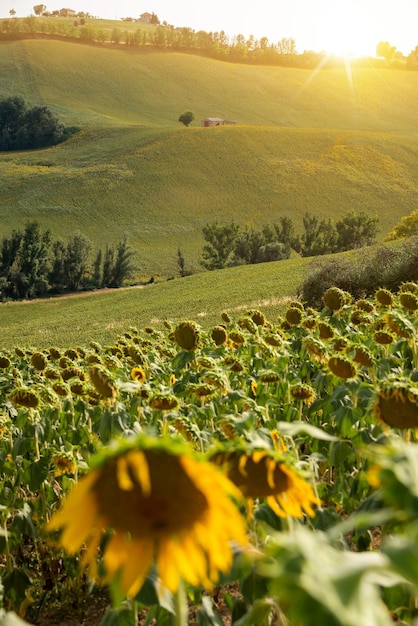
[174,321,200,352]
[374,383,418,429]
[46,437,248,596]
[209,447,319,519]
[238,316,258,334]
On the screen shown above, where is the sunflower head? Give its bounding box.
[351,345,374,368]
[210,448,319,519]
[174,321,200,352]
[285,306,303,326]
[374,383,418,429]
[30,352,47,372]
[318,322,334,340]
[350,310,372,326]
[263,331,285,347]
[46,437,248,596]
[238,316,258,334]
[258,370,281,384]
[354,299,375,313]
[399,281,418,294]
[249,309,266,326]
[328,355,357,379]
[149,394,179,411]
[0,356,11,369]
[89,366,116,401]
[52,454,77,477]
[290,383,316,405]
[211,325,228,346]
[323,287,346,312]
[131,367,146,383]
[375,288,394,307]
[374,330,394,345]
[399,291,418,312]
[228,330,245,346]
[10,388,39,409]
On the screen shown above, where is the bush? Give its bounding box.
[298,236,418,308]
[0,96,75,151]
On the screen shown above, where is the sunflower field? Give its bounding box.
[0,282,418,626]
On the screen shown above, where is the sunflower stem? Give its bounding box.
[172,579,188,626]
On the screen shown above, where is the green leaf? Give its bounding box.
[2,568,32,611]
[100,605,136,626]
[275,421,338,441]
[196,596,225,626]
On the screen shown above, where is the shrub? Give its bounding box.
[298,236,418,309]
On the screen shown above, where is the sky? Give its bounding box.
[2,0,418,57]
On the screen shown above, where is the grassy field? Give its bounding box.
[0,32,417,346]
[0,38,417,277]
[0,255,309,349]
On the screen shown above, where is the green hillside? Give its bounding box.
[0,38,417,277]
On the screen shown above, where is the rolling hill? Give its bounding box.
[0,37,417,277]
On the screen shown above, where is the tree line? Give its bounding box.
[2,16,418,70]
[200,211,379,270]
[0,222,136,301]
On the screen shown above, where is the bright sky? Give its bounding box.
[2,0,418,57]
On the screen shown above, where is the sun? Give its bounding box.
[316,1,376,58]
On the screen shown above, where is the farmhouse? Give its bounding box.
[138,12,153,24]
[201,117,237,127]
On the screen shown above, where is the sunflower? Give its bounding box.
[52,454,77,477]
[46,438,248,596]
[131,367,146,383]
[374,383,418,429]
[328,355,357,379]
[210,449,319,519]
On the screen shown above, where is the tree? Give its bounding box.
[178,111,195,127]
[177,247,186,277]
[64,233,92,291]
[9,9,16,17]
[376,41,396,61]
[0,96,68,151]
[298,212,338,257]
[385,209,418,241]
[335,211,379,251]
[110,237,136,287]
[33,4,46,16]
[201,221,240,270]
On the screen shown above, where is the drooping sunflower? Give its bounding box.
[374,383,418,429]
[46,437,248,597]
[210,448,319,519]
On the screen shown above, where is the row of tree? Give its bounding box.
[200,211,379,270]
[0,222,136,301]
[0,96,73,151]
[2,16,418,70]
